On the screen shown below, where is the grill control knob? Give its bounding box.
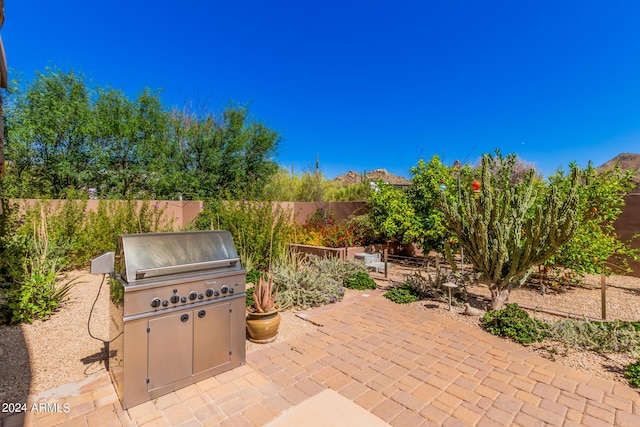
[162,300,169,307]
[214,290,220,297]
[170,295,180,304]
[229,288,234,294]
[205,288,214,297]
[188,291,198,301]
[220,285,229,294]
[150,298,161,308]
[198,293,204,300]
[181,297,187,303]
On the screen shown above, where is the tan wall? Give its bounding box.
[6,200,367,229]
[288,201,368,225]
[7,197,639,277]
[614,194,640,277]
[9,199,203,230]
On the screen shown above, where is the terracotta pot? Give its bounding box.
[246,308,281,343]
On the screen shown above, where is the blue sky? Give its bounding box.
[4,1,640,178]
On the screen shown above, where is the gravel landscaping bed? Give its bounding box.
[1,269,639,417]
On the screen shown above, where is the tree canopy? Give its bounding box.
[1,67,280,200]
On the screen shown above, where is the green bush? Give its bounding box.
[194,197,294,271]
[549,319,640,356]
[245,287,255,308]
[482,303,550,344]
[1,210,80,324]
[246,269,261,285]
[625,360,640,388]
[343,271,376,290]
[0,197,170,324]
[384,284,422,304]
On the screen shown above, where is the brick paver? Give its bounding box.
[3,291,640,427]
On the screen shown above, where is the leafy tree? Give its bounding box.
[548,162,639,277]
[439,152,580,310]
[6,68,92,197]
[4,67,281,200]
[408,155,457,252]
[367,180,420,243]
[167,105,280,199]
[91,87,169,197]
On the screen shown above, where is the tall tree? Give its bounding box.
[168,104,280,199]
[7,68,92,196]
[408,155,457,252]
[91,87,168,197]
[439,152,580,310]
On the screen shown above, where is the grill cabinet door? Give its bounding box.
[147,311,193,391]
[193,302,231,374]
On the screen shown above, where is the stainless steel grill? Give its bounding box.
[106,230,246,409]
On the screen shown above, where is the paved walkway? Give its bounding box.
[3,292,640,426]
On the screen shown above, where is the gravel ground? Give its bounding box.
[1,269,639,414]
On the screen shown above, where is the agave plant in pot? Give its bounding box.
[246,273,281,343]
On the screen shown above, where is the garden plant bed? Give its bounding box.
[1,269,639,419]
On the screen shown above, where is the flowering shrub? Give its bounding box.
[296,208,373,248]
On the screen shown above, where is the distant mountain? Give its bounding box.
[333,169,411,186]
[597,153,640,194]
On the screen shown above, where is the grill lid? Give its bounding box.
[116,230,240,283]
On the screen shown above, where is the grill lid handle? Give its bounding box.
[135,258,240,280]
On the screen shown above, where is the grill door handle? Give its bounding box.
[198,310,206,318]
[180,314,190,322]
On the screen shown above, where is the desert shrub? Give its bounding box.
[343,271,376,290]
[307,256,368,283]
[625,360,640,388]
[404,268,467,305]
[194,197,294,271]
[482,303,550,344]
[549,319,640,356]
[384,284,422,304]
[1,210,80,324]
[271,253,346,310]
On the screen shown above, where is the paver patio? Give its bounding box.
[2,291,640,426]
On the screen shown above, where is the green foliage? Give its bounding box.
[245,287,255,308]
[408,155,457,252]
[549,319,640,356]
[246,269,261,285]
[264,167,370,202]
[625,360,640,388]
[548,163,639,276]
[271,253,360,309]
[166,105,280,199]
[383,284,422,304]
[4,69,91,197]
[1,197,170,275]
[4,67,281,199]
[194,197,294,271]
[1,210,80,324]
[482,303,550,344]
[439,151,580,310]
[367,180,420,243]
[343,271,376,290]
